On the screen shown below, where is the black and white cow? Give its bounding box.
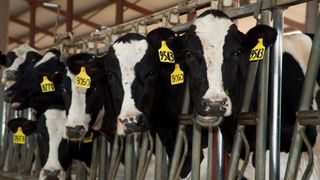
[61,53,117,140]
[61,35,150,141]
[4,49,65,116]
[183,9,320,179]
[0,44,42,88]
[7,106,93,180]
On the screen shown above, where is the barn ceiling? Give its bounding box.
[7,0,312,51]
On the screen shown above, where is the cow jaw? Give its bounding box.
[194,11,233,118]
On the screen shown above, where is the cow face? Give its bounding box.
[1,44,42,88]
[7,108,67,180]
[106,33,150,135]
[61,53,105,140]
[184,10,277,119]
[132,28,186,119]
[3,49,65,111]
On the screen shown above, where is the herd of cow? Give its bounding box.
[0,9,319,180]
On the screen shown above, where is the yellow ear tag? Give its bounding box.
[76,67,91,88]
[83,132,93,143]
[249,38,265,61]
[41,76,55,93]
[171,64,184,85]
[13,127,25,144]
[158,40,175,63]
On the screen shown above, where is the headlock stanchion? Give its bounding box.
[269,8,283,180]
[285,9,320,180]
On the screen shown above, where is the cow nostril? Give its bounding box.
[44,169,60,178]
[66,126,85,139]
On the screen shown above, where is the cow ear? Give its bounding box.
[0,53,7,66]
[7,118,37,136]
[244,24,277,49]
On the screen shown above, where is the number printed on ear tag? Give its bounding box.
[41,76,55,93]
[249,38,265,61]
[76,67,91,88]
[158,41,175,63]
[171,64,184,85]
[83,132,93,143]
[13,127,25,144]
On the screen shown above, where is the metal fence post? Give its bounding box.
[285,9,320,180]
[269,8,283,180]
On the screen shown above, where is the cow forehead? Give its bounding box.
[34,52,56,67]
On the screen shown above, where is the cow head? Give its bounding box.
[61,53,106,140]
[184,10,277,120]
[1,44,42,88]
[7,107,67,180]
[105,33,151,135]
[3,49,65,112]
[132,28,187,122]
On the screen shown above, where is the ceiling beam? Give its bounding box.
[284,17,304,31]
[10,17,54,36]
[9,37,25,44]
[123,1,152,15]
[116,0,124,25]
[66,0,74,32]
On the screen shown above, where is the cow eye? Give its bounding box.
[233,49,242,56]
[108,72,114,80]
[185,49,192,58]
[147,70,157,77]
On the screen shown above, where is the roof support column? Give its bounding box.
[66,0,73,32]
[0,0,9,52]
[29,0,36,47]
[116,0,124,25]
[305,0,319,33]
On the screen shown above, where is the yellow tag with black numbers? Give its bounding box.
[76,67,91,88]
[158,41,175,63]
[41,76,55,93]
[83,132,93,143]
[249,38,265,61]
[171,64,184,85]
[13,127,25,144]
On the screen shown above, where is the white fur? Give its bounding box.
[91,106,105,131]
[40,109,66,180]
[34,52,55,67]
[1,44,38,88]
[64,71,91,139]
[113,39,147,134]
[193,14,233,117]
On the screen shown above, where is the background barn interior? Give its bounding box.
[0,0,319,180]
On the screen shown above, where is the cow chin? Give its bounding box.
[117,114,149,136]
[39,168,65,180]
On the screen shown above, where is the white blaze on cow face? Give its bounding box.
[40,109,66,180]
[34,52,56,67]
[113,39,147,135]
[64,71,91,138]
[193,14,233,116]
[1,44,38,88]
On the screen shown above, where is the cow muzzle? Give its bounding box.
[200,98,229,116]
[43,169,61,180]
[118,115,150,135]
[65,125,86,141]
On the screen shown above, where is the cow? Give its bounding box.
[4,49,65,117]
[61,36,150,141]
[0,44,42,88]
[182,9,320,179]
[7,105,93,180]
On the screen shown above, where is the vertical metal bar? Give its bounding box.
[99,136,107,180]
[0,102,9,169]
[155,134,164,180]
[216,127,224,180]
[285,10,320,180]
[124,135,135,180]
[206,127,214,180]
[305,0,319,33]
[76,161,87,180]
[66,0,73,32]
[227,52,260,180]
[269,9,283,180]
[255,10,272,180]
[191,122,202,180]
[89,136,100,180]
[168,127,183,180]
